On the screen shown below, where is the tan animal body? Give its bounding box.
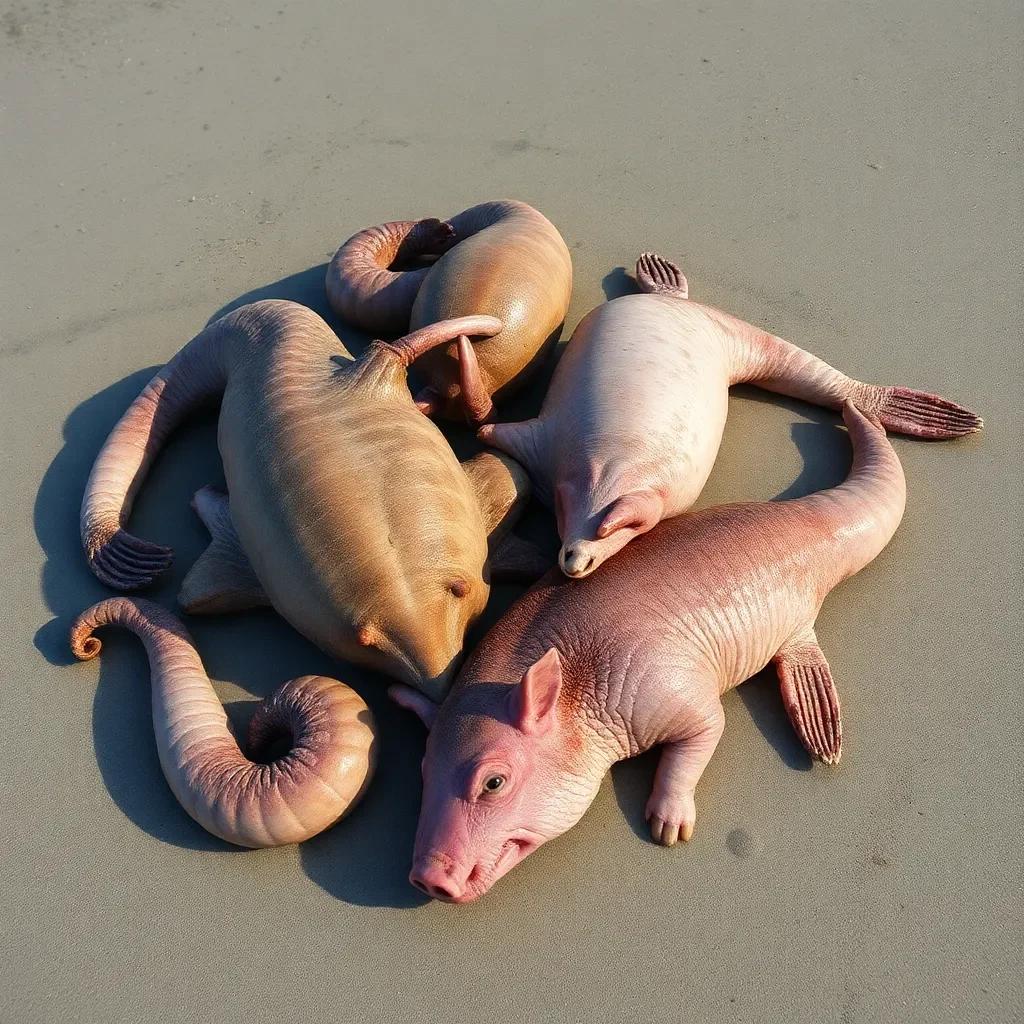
[80,300,538,700]
[327,200,572,421]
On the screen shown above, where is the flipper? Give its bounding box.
[864,387,983,440]
[461,452,532,541]
[178,487,270,615]
[726,314,983,439]
[772,630,842,765]
[636,252,689,298]
[477,418,547,490]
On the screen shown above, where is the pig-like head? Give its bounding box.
[391,648,609,903]
[556,476,664,579]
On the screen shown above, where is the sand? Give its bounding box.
[1,1,1020,1021]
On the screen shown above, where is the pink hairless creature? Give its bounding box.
[393,402,906,902]
[481,253,981,579]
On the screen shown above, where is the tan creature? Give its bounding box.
[80,300,541,702]
[327,200,573,422]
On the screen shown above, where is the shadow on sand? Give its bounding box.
[33,263,864,902]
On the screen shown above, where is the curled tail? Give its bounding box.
[70,598,377,848]
[326,218,457,335]
[726,317,983,439]
[81,319,233,590]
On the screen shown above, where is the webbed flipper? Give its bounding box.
[773,629,842,765]
[636,252,689,298]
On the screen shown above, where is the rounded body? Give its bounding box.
[411,201,572,417]
[215,304,491,695]
[541,294,732,516]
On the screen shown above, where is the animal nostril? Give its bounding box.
[411,878,429,894]
[429,883,457,900]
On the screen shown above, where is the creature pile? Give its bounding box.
[70,200,981,902]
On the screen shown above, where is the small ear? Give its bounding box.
[388,685,438,729]
[508,648,563,735]
[596,491,661,539]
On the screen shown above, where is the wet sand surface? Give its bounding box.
[1,1,1019,1021]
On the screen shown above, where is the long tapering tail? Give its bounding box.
[727,313,983,439]
[70,598,377,848]
[80,319,233,590]
[326,218,457,335]
[802,401,907,582]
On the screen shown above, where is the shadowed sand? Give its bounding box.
[1,0,1019,1022]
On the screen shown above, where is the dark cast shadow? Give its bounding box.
[601,266,639,301]
[33,262,560,904]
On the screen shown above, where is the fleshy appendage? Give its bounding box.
[861,385,983,439]
[635,252,689,298]
[70,598,378,848]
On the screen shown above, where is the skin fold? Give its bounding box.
[70,598,377,849]
[394,403,907,903]
[80,299,541,703]
[326,201,573,422]
[480,252,982,579]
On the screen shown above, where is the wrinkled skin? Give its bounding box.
[395,404,907,902]
[481,253,982,578]
[80,299,536,701]
[70,598,377,849]
[327,200,573,421]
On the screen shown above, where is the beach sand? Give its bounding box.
[1,1,1019,1021]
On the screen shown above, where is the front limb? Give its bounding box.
[645,702,725,847]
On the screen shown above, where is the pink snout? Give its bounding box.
[409,853,476,903]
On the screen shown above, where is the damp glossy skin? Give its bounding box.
[481,253,981,578]
[396,404,907,902]
[327,201,573,420]
[80,300,533,701]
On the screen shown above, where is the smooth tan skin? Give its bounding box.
[482,253,982,579]
[80,299,536,702]
[327,201,573,421]
[397,404,908,902]
[70,598,377,849]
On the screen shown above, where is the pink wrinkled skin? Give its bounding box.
[395,403,906,902]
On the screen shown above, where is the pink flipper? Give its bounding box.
[635,252,689,298]
[88,531,175,590]
[773,633,842,765]
[866,386,983,440]
[477,418,546,483]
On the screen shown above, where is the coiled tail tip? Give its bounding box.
[70,629,102,661]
